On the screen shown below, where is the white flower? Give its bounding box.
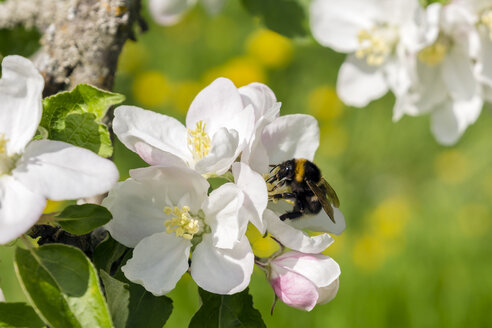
[0,56,119,244]
[310,0,424,107]
[113,78,255,177]
[242,113,346,254]
[394,3,484,145]
[104,165,254,295]
[149,0,226,26]
[0,287,4,302]
[268,251,340,311]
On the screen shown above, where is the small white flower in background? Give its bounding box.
[395,2,484,145]
[268,251,340,311]
[242,112,346,254]
[113,78,255,177]
[0,56,119,245]
[104,165,254,295]
[0,288,4,302]
[149,0,226,25]
[310,0,425,107]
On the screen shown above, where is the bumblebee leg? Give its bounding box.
[279,211,304,221]
[271,192,296,199]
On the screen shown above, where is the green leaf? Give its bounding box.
[189,288,265,328]
[41,83,125,157]
[241,0,308,38]
[56,204,113,235]
[14,244,114,328]
[0,302,44,328]
[126,282,173,328]
[100,271,130,328]
[94,235,128,273]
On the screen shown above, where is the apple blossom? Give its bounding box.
[103,165,254,295]
[268,251,340,311]
[242,113,346,254]
[113,77,255,177]
[0,55,119,244]
[149,0,226,26]
[0,288,4,302]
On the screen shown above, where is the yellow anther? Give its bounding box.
[163,206,201,240]
[187,121,211,161]
[0,134,13,176]
[418,39,448,66]
[0,134,7,154]
[481,9,492,40]
[355,28,393,66]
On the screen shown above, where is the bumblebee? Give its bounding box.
[266,159,340,223]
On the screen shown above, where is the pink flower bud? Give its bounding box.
[269,251,340,311]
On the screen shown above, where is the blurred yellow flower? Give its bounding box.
[308,85,344,121]
[457,203,491,237]
[318,124,348,157]
[322,233,346,257]
[246,29,294,69]
[118,42,148,74]
[352,233,388,272]
[43,200,64,213]
[132,71,172,108]
[434,150,470,184]
[246,224,280,258]
[370,196,410,240]
[172,81,204,113]
[203,57,266,87]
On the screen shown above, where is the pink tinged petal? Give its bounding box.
[273,251,341,288]
[317,278,340,305]
[148,0,196,26]
[191,234,254,295]
[134,142,187,167]
[0,56,44,155]
[270,266,318,311]
[337,55,389,107]
[186,78,244,136]
[288,207,346,235]
[104,166,208,247]
[309,0,375,52]
[13,140,118,201]
[262,114,319,165]
[122,232,191,296]
[264,209,334,254]
[0,176,46,244]
[113,106,192,164]
[195,128,239,175]
[238,82,280,122]
[232,163,268,234]
[204,183,245,249]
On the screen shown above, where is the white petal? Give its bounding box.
[191,234,254,295]
[232,162,268,234]
[204,183,245,249]
[0,287,4,302]
[317,278,340,305]
[148,0,196,25]
[310,0,375,52]
[201,0,226,15]
[122,232,191,295]
[264,209,334,254]
[261,114,319,165]
[288,207,346,235]
[195,128,239,175]
[186,78,244,137]
[13,140,118,200]
[273,251,340,288]
[337,55,389,107]
[0,176,46,244]
[479,33,492,87]
[113,106,192,164]
[441,45,479,103]
[104,166,208,247]
[0,56,44,155]
[238,82,280,122]
[134,141,187,167]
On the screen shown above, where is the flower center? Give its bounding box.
[481,9,492,40]
[355,26,397,66]
[0,134,14,176]
[418,37,449,67]
[187,121,211,161]
[263,172,294,205]
[164,206,202,240]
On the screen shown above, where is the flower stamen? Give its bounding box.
[0,134,13,176]
[481,9,492,40]
[355,27,394,66]
[187,121,211,161]
[164,206,201,240]
[418,38,448,66]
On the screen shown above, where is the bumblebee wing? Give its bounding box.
[306,179,335,223]
[321,178,340,208]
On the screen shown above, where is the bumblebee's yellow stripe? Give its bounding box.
[295,159,306,182]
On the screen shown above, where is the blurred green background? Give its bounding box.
[2,1,492,327]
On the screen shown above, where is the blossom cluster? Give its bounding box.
[104,77,345,310]
[311,0,492,145]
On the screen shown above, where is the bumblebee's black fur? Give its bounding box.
[268,159,336,221]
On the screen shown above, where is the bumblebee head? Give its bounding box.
[275,159,296,181]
